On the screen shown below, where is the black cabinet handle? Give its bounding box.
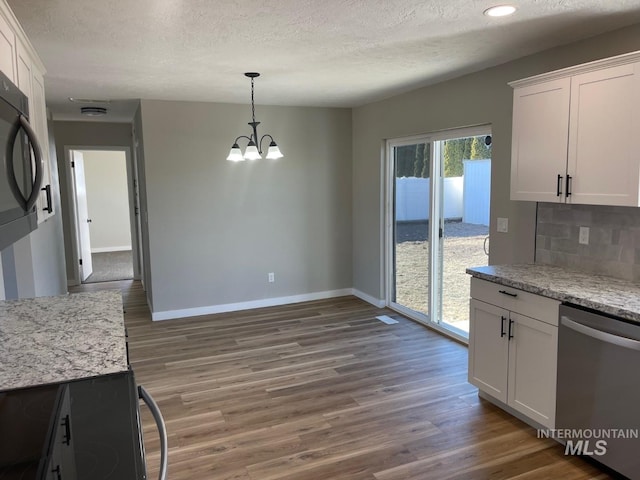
[565,175,572,197]
[508,319,514,340]
[556,174,563,196]
[61,414,71,445]
[51,465,62,480]
[41,184,52,213]
[500,316,506,338]
[498,290,518,298]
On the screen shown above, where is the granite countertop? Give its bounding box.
[467,264,640,323]
[0,290,128,391]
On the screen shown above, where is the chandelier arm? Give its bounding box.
[234,135,253,145]
[259,134,275,153]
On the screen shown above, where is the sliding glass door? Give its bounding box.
[386,128,491,339]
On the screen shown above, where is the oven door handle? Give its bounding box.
[561,316,640,351]
[4,114,43,212]
[138,385,168,480]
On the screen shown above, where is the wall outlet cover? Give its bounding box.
[579,227,590,245]
[497,217,509,233]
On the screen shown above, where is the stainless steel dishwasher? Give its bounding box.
[557,304,640,479]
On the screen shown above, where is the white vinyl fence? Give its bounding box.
[463,159,491,225]
[395,159,490,225]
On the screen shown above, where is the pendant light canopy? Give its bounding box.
[227,73,283,162]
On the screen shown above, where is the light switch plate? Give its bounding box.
[497,217,509,233]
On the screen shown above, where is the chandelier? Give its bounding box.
[226,72,283,161]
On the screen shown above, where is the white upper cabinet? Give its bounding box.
[0,3,54,222]
[0,11,16,82]
[510,51,640,206]
[510,78,570,202]
[567,63,640,206]
[15,39,31,95]
[31,63,53,221]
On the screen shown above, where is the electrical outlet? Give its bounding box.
[579,227,590,245]
[497,217,509,233]
[268,272,275,283]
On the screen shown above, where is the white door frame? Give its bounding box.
[383,125,491,344]
[64,145,141,286]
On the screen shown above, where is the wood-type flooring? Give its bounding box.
[70,280,613,479]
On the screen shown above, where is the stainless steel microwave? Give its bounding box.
[0,69,43,251]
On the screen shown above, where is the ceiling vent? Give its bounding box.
[80,106,107,116]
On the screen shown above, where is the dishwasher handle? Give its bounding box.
[138,385,168,480]
[561,316,640,351]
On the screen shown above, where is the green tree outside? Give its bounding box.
[396,137,488,178]
[395,143,429,178]
[444,136,491,177]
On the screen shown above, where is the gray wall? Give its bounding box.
[352,23,640,301]
[52,121,133,284]
[138,100,352,315]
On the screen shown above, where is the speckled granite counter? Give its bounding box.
[467,264,640,323]
[0,290,128,391]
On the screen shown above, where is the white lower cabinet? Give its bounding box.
[468,278,559,429]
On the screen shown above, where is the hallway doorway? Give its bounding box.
[68,148,139,284]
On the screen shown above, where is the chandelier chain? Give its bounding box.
[251,77,256,125]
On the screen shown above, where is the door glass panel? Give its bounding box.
[439,135,491,334]
[393,142,430,316]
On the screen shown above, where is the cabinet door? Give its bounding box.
[30,64,53,221]
[567,63,640,206]
[15,40,31,96]
[0,12,16,81]
[507,312,558,429]
[468,299,509,403]
[510,78,571,202]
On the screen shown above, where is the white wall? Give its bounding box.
[139,100,352,318]
[80,150,132,252]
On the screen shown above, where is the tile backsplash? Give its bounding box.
[536,203,640,282]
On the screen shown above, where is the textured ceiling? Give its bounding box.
[7,0,640,122]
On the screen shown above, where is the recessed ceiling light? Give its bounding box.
[484,5,516,17]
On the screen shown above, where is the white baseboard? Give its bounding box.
[352,289,386,308]
[91,246,132,253]
[151,288,354,321]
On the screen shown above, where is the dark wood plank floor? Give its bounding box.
[70,280,612,479]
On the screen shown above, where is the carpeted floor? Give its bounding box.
[84,250,134,283]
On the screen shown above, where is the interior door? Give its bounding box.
[72,151,93,281]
